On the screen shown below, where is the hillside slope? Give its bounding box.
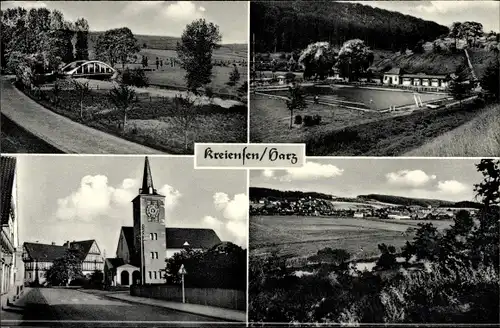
[88,32,246,54]
[371,49,498,78]
[251,1,448,53]
[405,103,500,157]
[250,187,482,208]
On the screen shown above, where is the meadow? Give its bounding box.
[251,93,486,155]
[405,103,500,157]
[250,215,452,259]
[24,83,247,154]
[139,48,247,96]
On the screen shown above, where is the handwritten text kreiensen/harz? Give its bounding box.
[204,146,298,165]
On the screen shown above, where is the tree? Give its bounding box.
[459,21,484,48]
[45,248,83,286]
[74,18,89,60]
[449,22,462,49]
[402,223,442,262]
[413,40,425,54]
[167,94,198,152]
[337,39,374,82]
[286,83,307,129]
[298,42,337,80]
[237,81,248,98]
[95,27,140,68]
[448,64,472,107]
[72,79,91,120]
[176,19,222,93]
[108,83,137,131]
[376,243,397,270]
[472,159,500,268]
[480,59,499,102]
[228,65,240,86]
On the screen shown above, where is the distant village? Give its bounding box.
[249,196,478,220]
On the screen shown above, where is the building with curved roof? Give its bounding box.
[60,60,118,80]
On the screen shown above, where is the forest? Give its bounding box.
[251,1,450,53]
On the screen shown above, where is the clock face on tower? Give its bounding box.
[146,202,160,221]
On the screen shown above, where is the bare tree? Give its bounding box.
[72,79,90,120]
[167,93,198,152]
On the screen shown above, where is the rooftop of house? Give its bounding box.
[23,240,99,262]
[1,156,16,226]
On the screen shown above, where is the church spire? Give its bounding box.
[141,156,155,194]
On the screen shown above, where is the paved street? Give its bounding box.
[0,76,163,154]
[1,288,238,327]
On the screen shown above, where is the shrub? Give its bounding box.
[120,68,149,87]
[69,276,89,286]
[303,114,322,126]
[294,115,303,125]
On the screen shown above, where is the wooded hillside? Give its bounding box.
[251,1,449,53]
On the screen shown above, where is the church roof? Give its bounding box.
[166,228,222,249]
[1,156,16,225]
[120,226,222,251]
[139,156,160,195]
[24,240,98,262]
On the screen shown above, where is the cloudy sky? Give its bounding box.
[14,155,248,258]
[251,158,486,203]
[0,1,248,43]
[348,1,500,32]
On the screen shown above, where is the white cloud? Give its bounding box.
[209,192,248,247]
[213,192,248,222]
[415,1,498,14]
[163,1,204,21]
[386,170,437,188]
[56,175,181,221]
[203,215,223,227]
[280,161,344,182]
[437,180,468,195]
[158,184,182,210]
[262,169,275,178]
[199,6,206,12]
[2,1,47,9]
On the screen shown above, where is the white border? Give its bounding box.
[193,143,307,170]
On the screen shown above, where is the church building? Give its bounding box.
[104,157,222,287]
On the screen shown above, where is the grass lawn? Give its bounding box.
[251,93,487,156]
[405,103,500,157]
[22,84,246,154]
[145,65,248,96]
[250,93,392,143]
[250,215,452,259]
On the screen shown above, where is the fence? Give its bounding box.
[131,284,246,311]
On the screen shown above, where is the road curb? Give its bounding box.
[102,293,244,322]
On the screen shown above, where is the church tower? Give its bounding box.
[132,157,167,284]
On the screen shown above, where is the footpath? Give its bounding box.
[80,289,246,322]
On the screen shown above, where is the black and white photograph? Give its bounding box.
[250,0,500,156]
[1,1,248,155]
[0,155,247,326]
[249,158,500,324]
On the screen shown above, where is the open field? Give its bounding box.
[263,86,448,111]
[251,92,486,155]
[405,103,500,157]
[250,93,386,143]
[19,82,246,154]
[141,48,247,62]
[250,215,452,259]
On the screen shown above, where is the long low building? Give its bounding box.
[383,68,450,89]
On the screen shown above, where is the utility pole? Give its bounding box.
[252,33,256,79]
